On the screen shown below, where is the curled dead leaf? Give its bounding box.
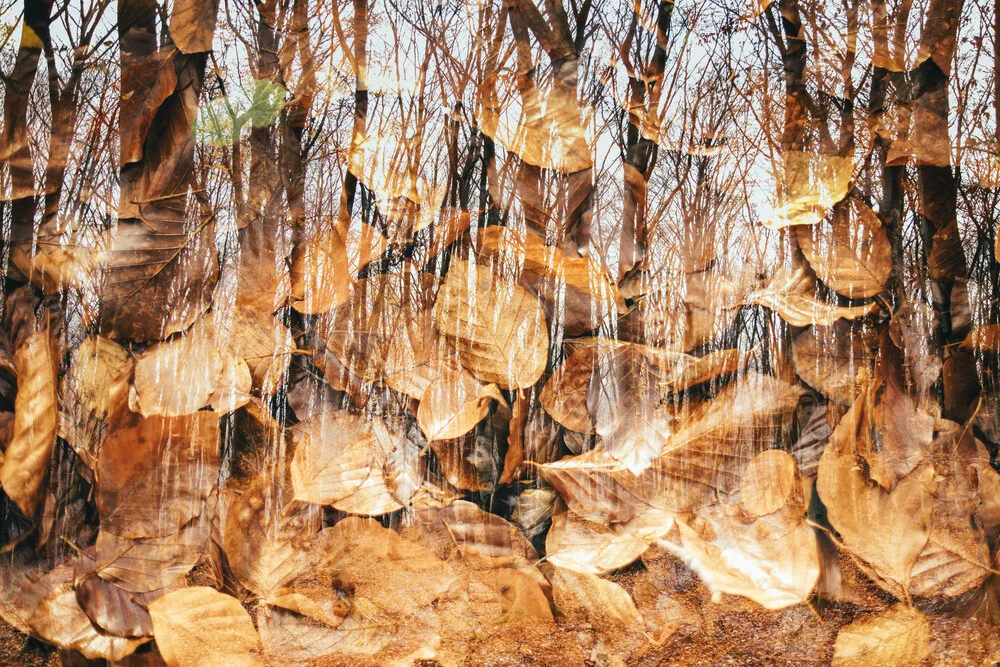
[417,367,505,441]
[1,327,58,516]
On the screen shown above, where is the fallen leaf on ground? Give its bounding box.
[832,606,930,667]
[149,587,263,667]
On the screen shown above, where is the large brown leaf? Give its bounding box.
[169,0,219,54]
[324,267,448,398]
[59,336,131,472]
[585,341,684,473]
[95,502,215,593]
[545,507,672,575]
[120,51,177,167]
[223,474,322,601]
[550,568,643,642]
[747,263,878,327]
[763,152,853,229]
[149,587,263,667]
[73,552,155,638]
[412,500,538,567]
[290,411,406,514]
[908,423,992,599]
[0,328,57,516]
[417,367,505,441]
[791,323,878,406]
[435,258,548,389]
[654,373,803,498]
[477,225,623,336]
[795,197,892,299]
[479,73,591,174]
[97,412,220,539]
[816,395,935,599]
[664,502,820,609]
[98,215,219,342]
[540,344,596,434]
[832,606,930,667]
[17,564,148,661]
[132,320,224,417]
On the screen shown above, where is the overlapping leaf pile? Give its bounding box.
[2,0,1000,664]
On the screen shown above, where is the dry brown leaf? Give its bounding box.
[550,567,643,637]
[418,367,505,441]
[435,258,548,389]
[795,197,892,298]
[258,602,390,663]
[325,268,450,398]
[132,320,223,417]
[540,344,596,434]
[96,497,215,593]
[908,423,992,599]
[480,76,592,174]
[477,225,623,336]
[816,395,935,598]
[660,348,745,395]
[1,328,58,516]
[98,412,220,539]
[169,0,219,53]
[413,499,538,566]
[18,564,148,661]
[545,508,668,575]
[885,87,952,167]
[59,335,131,471]
[226,306,294,393]
[318,517,460,617]
[223,474,321,600]
[512,488,558,542]
[665,502,820,609]
[73,552,155,638]
[832,606,930,667]
[540,448,667,524]
[586,341,687,473]
[791,323,878,406]
[740,450,803,519]
[268,589,348,629]
[207,353,253,414]
[120,51,177,167]
[428,431,498,493]
[763,152,853,229]
[290,411,405,514]
[654,373,803,500]
[849,336,936,489]
[494,567,556,626]
[98,214,219,342]
[746,263,878,327]
[149,587,263,667]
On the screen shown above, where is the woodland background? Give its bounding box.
[1,0,1000,664]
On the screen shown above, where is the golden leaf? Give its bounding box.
[435,258,548,389]
[832,606,930,667]
[0,328,58,516]
[149,587,264,667]
[290,411,405,515]
[417,367,505,441]
[795,197,892,299]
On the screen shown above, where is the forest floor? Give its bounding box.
[2,549,998,667]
